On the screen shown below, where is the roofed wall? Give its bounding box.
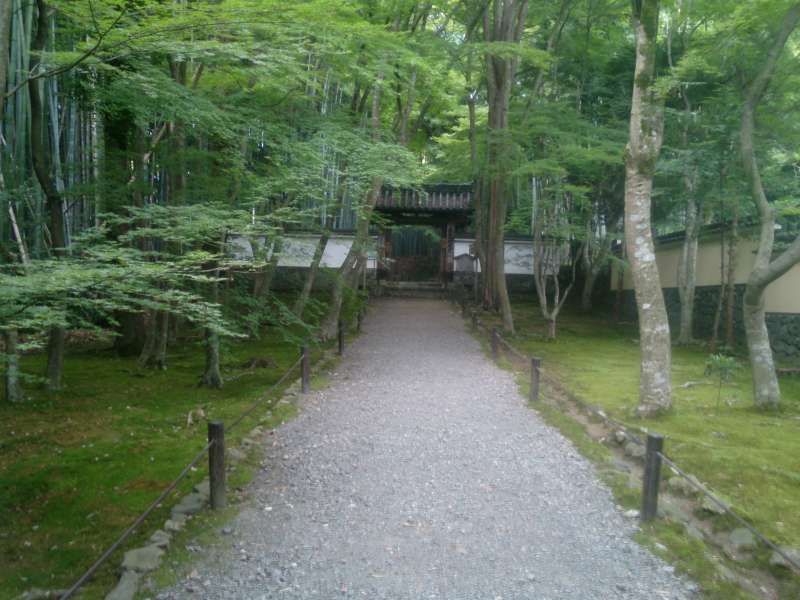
[613,233,800,314]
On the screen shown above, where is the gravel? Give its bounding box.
[159,298,695,599]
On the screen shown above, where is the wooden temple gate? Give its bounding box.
[375,184,472,284]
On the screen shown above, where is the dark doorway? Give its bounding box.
[386,226,441,281]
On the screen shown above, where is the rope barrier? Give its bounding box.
[228,355,303,433]
[60,440,213,600]
[460,297,798,572]
[657,452,800,572]
[61,352,305,599]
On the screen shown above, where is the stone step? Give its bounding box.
[378,280,446,298]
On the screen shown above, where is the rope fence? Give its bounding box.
[448,288,799,573]
[59,313,357,599]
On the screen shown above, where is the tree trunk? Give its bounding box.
[153,311,169,369]
[1,3,22,401]
[29,0,68,390]
[676,196,699,344]
[137,310,157,368]
[3,329,24,403]
[614,245,626,323]
[709,226,725,353]
[724,206,739,348]
[320,191,377,339]
[547,318,556,340]
[738,4,800,409]
[482,0,528,334]
[200,329,223,389]
[201,263,223,389]
[45,326,64,391]
[624,0,671,416]
[581,268,598,312]
[114,312,147,357]
[321,71,383,340]
[294,231,329,317]
[0,0,13,117]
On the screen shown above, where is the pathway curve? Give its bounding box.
[161,298,694,599]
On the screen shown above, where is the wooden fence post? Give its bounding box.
[641,433,664,523]
[357,308,364,333]
[471,310,477,331]
[208,421,226,510]
[490,327,499,361]
[530,357,541,402]
[301,346,310,394]
[337,320,345,356]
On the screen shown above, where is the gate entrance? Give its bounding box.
[385,226,441,282]
[375,184,471,286]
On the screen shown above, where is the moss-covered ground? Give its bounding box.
[473,297,800,599]
[0,316,339,599]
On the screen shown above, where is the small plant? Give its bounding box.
[705,354,740,410]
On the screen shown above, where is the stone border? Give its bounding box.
[103,342,344,600]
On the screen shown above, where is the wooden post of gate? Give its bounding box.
[301,346,310,394]
[490,327,499,361]
[357,309,364,333]
[208,421,226,510]
[337,320,345,356]
[641,433,664,523]
[530,357,541,402]
[471,310,477,331]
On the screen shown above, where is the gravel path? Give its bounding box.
[161,298,694,600]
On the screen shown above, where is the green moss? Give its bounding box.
[0,319,334,598]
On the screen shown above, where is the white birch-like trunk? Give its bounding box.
[624,0,671,416]
[738,4,800,409]
[2,330,23,403]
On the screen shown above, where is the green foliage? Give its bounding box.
[706,353,741,409]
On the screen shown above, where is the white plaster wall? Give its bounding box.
[454,238,534,274]
[610,233,800,314]
[229,234,377,269]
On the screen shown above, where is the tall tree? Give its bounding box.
[624,0,671,416]
[29,0,68,391]
[738,2,800,409]
[482,0,528,334]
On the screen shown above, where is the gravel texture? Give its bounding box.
[160,298,695,599]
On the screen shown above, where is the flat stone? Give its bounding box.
[728,528,756,551]
[165,516,187,532]
[611,458,632,473]
[17,589,69,600]
[171,492,206,518]
[623,441,646,460]
[666,474,701,497]
[193,480,210,498]
[121,545,163,573]
[769,546,800,570]
[658,497,692,523]
[716,564,738,583]
[701,495,728,515]
[149,529,171,549]
[685,523,704,541]
[228,447,246,462]
[105,570,141,600]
